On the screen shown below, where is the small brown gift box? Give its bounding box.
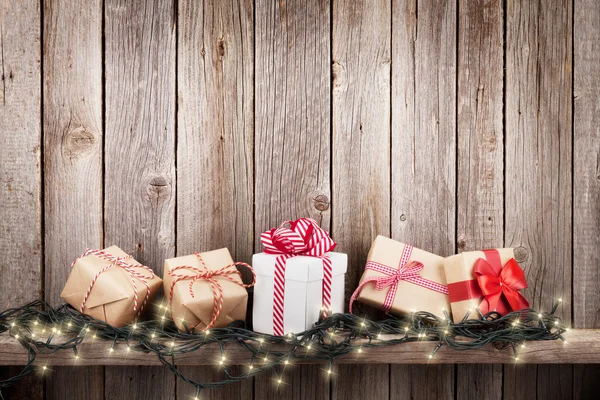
[352,235,450,317]
[444,248,514,322]
[164,248,249,333]
[60,246,162,327]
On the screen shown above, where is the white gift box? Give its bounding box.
[252,252,347,335]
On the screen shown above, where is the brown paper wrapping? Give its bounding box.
[164,248,248,333]
[356,236,450,317]
[443,248,514,322]
[60,246,162,327]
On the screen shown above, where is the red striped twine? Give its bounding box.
[261,218,336,336]
[71,249,156,319]
[168,253,256,331]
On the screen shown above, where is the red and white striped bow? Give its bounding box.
[71,249,156,319]
[168,253,256,331]
[349,244,448,313]
[261,218,336,336]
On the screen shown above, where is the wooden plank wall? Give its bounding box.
[1,0,599,399]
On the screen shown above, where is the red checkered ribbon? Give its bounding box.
[167,253,256,331]
[261,218,336,336]
[349,244,448,313]
[71,249,156,319]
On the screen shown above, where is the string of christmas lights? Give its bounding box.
[0,300,567,399]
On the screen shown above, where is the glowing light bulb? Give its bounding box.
[75,355,79,360]
[377,334,382,339]
[558,298,563,302]
[205,330,210,335]
[357,348,363,353]
[151,333,156,339]
[10,322,15,327]
[307,344,312,350]
[404,327,409,332]
[14,334,19,339]
[42,366,47,371]
[109,348,114,353]
[428,354,433,359]
[67,322,72,327]
[284,360,289,365]
[360,322,366,327]
[258,338,264,344]
[169,341,175,347]
[327,369,332,375]
[249,364,254,370]
[277,379,282,384]
[538,314,543,318]
[263,356,269,362]
[132,324,137,330]
[34,321,38,326]
[444,330,449,334]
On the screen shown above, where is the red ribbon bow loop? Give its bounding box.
[261,218,336,257]
[474,256,529,315]
[261,218,336,336]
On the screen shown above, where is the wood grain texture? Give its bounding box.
[505,0,573,398]
[391,365,454,400]
[574,0,600,395]
[0,1,42,398]
[254,0,332,231]
[333,0,391,398]
[391,0,457,398]
[43,1,104,398]
[177,0,254,397]
[254,0,331,398]
[104,0,176,398]
[455,1,503,398]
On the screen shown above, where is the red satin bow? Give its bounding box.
[474,257,529,314]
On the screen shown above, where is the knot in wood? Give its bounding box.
[63,127,96,157]
[513,246,529,263]
[313,194,330,211]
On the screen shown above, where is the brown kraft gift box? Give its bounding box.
[164,248,249,333]
[61,245,162,327]
[354,235,450,318]
[443,248,515,322]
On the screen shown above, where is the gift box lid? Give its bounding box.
[252,252,347,282]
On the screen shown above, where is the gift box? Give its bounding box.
[163,248,255,333]
[60,246,162,327]
[349,235,450,317]
[444,248,529,322]
[252,252,347,335]
[253,218,347,335]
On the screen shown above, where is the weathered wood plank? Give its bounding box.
[254,0,331,398]
[390,0,457,398]
[104,0,176,398]
[177,0,254,398]
[0,330,595,365]
[455,0,504,398]
[42,1,104,399]
[504,0,573,398]
[391,365,454,400]
[0,1,42,398]
[574,0,600,396]
[332,0,391,398]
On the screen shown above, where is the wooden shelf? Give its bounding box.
[0,329,597,366]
